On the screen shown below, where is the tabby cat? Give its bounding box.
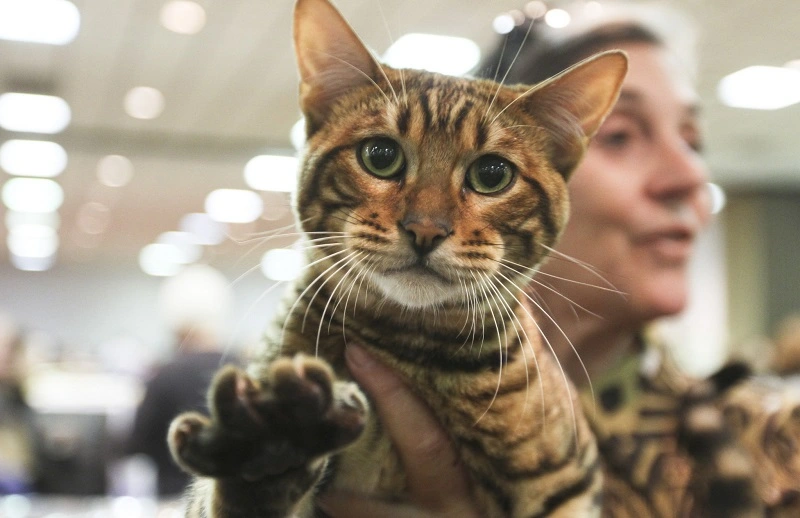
[167,0,627,516]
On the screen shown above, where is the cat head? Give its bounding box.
[291,0,627,309]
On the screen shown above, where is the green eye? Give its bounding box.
[359,137,405,178]
[467,155,514,194]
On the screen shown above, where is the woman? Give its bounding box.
[320,3,792,517]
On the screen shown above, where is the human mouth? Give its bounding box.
[637,229,694,263]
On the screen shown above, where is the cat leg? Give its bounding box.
[168,355,367,517]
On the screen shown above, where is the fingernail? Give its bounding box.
[345,343,374,370]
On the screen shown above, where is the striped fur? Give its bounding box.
[167,0,627,516]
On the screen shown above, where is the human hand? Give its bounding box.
[318,343,481,518]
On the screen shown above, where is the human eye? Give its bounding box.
[681,121,704,154]
[593,115,641,151]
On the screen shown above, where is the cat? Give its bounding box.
[166,0,627,516]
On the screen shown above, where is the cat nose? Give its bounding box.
[400,218,451,255]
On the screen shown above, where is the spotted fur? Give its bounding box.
[167,0,627,516]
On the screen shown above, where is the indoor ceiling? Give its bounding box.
[1,0,798,271]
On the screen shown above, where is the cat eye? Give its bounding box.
[466,155,514,194]
[359,137,405,179]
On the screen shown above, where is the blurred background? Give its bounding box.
[0,0,798,515]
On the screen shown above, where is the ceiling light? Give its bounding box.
[204,189,263,223]
[2,177,64,212]
[383,34,481,76]
[1,139,67,177]
[244,155,299,192]
[544,8,571,29]
[76,201,111,235]
[584,1,603,17]
[718,66,800,110]
[179,212,228,245]
[5,209,60,230]
[156,231,203,263]
[492,14,515,35]
[124,86,165,120]
[524,1,547,19]
[261,248,305,281]
[160,0,206,35]
[10,253,56,272]
[7,223,58,258]
[96,154,134,187]
[7,223,59,258]
[138,243,184,277]
[0,93,71,133]
[0,0,80,45]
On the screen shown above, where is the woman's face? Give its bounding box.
[545,42,710,323]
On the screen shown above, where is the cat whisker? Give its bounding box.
[316,252,364,357]
[483,271,541,432]
[300,251,360,340]
[483,19,536,125]
[339,254,376,344]
[472,271,513,425]
[306,48,395,106]
[230,220,304,245]
[501,268,594,438]
[279,249,352,344]
[541,244,625,296]
[496,260,605,320]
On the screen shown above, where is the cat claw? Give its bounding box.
[168,354,367,481]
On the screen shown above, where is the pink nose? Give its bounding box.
[401,219,450,255]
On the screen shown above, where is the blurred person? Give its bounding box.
[126,264,238,496]
[318,2,797,517]
[0,314,37,494]
[769,313,800,377]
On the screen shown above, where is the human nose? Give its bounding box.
[646,136,709,213]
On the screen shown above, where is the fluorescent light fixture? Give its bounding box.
[718,66,800,110]
[96,154,134,187]
[139,243,184,277]
[383,33,481,76]
[7,223,59,258]
[124,86,165,119]
[179,212,228,245]
[10,252,56,271]
[2,177,64,212]
[160,0,206,35]
[156,231,203,263]
[261,248,305,281]
[5,209,60,230]
[204,189,263,223]
[0,139,67,177]
[0,93,71,133]
[0,0,80,45]
[544,8,571,29]
[244,155,299,192]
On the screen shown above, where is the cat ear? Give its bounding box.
[524,50,628,177]
[293,0,382,133]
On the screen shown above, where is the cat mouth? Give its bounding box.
[382,264,452,284]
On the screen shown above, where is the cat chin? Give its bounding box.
[372,274,462,309]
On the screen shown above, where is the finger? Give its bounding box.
[345,343,471,509]
[318,491,431,518]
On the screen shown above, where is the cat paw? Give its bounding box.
[168,355,367,481]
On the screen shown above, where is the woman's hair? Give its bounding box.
[478,2,697,85]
